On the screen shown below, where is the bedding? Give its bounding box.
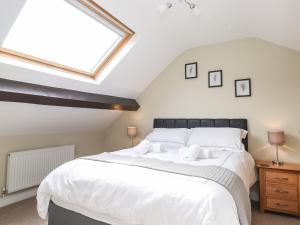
[37,147,256,225]
[151,141,185,150]
[82,153,251,225]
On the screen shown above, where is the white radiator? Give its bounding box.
[6,145,75,194]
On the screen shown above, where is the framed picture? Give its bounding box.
[185,62,197,79]
[208,70,222,87]
[235,78,251,97]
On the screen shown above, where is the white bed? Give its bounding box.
[37,147,256,225]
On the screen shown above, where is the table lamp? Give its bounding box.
[268,131,285,166]
[127,127,137,147]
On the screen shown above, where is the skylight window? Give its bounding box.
[0,0,134,79]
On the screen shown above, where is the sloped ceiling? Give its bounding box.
[0,0,299,136]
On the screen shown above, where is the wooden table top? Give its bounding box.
[256,160,300,172]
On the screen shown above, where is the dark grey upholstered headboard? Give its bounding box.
[153,118,248,151]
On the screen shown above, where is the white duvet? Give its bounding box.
[37,148,256,225]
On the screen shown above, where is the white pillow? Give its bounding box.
[241,129,248,139]
[194,144,246,153]
[145,128,191,145]
[187,127,246,151]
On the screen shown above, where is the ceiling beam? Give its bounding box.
[0,78,140,111]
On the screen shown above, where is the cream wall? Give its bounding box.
[104,38,300,164]
[0,131,104,191]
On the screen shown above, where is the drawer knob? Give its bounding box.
[274,177,288,181]
[276,203,289,207]
[275,189,289,194]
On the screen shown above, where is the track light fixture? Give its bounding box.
[158,0,201,16]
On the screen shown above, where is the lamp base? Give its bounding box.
[272,160,284,166]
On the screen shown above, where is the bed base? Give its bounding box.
[49,201,110,225]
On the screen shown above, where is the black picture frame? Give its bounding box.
[185,62,198,79]
[208,70,223,87]
[235,78,251,97]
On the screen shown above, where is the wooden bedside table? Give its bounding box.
[256,160,300,215]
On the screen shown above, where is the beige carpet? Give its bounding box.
[0,198,299,225]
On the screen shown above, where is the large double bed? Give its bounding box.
[37,119,256,225]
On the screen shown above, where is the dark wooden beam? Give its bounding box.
[0,78,140,111]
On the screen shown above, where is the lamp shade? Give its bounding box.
[268,131,285,146]
[127,127,137,137]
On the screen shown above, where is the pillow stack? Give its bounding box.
[135,127,247,159]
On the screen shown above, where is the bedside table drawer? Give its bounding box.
[266,183,298,199]
[266,198,298,213]
[266,171,297,185]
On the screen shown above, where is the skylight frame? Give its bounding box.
[0,0,134,80]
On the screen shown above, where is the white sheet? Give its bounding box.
[37,148,256,225]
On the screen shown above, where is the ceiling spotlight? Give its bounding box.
[188,2,196,9]
[158,2,173,14]
[158,0,201,16]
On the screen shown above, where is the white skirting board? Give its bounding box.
[0,188,37,208]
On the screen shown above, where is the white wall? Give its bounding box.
[104,38,300,164]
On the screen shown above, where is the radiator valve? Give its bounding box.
[1,187,7,197]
